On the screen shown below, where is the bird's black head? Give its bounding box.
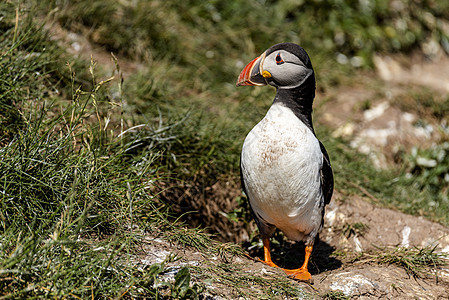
[236,42,315,91]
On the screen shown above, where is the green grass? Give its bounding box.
[364,245,449,280]
[40,0,449,68]
[1,0,449,298]
[0,5,191,297]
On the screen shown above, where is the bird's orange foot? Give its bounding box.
[283,268,312,283]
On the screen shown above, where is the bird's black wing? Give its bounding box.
[319,141,333,206]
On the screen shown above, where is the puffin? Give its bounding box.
[236,43,333,281]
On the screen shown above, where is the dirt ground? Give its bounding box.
[314,193,449,299]
[319,50,449,169]
[134,191,449,299]
[49,23,449,298]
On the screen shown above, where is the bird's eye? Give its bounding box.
[275,53,284,65]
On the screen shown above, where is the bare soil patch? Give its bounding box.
[135,193,449,299]
[313,192,449,298]
[318,51,449,169]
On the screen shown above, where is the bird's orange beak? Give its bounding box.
[236,52,268,86]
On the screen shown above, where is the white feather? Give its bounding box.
[241,103,323,242]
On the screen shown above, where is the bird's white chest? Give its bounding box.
[241,103,323,240]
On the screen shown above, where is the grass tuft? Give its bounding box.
[365,245,449,280]
[322,291,350,300]
[341,222,370,238]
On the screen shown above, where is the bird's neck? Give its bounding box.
[273,82,316,134]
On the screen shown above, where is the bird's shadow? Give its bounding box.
[245,232,341,275]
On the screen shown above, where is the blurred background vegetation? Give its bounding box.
[1,0,448,297]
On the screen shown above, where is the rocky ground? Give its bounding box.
[51,23,449,298]
[129,190,449,299]
[316,193,449,298]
